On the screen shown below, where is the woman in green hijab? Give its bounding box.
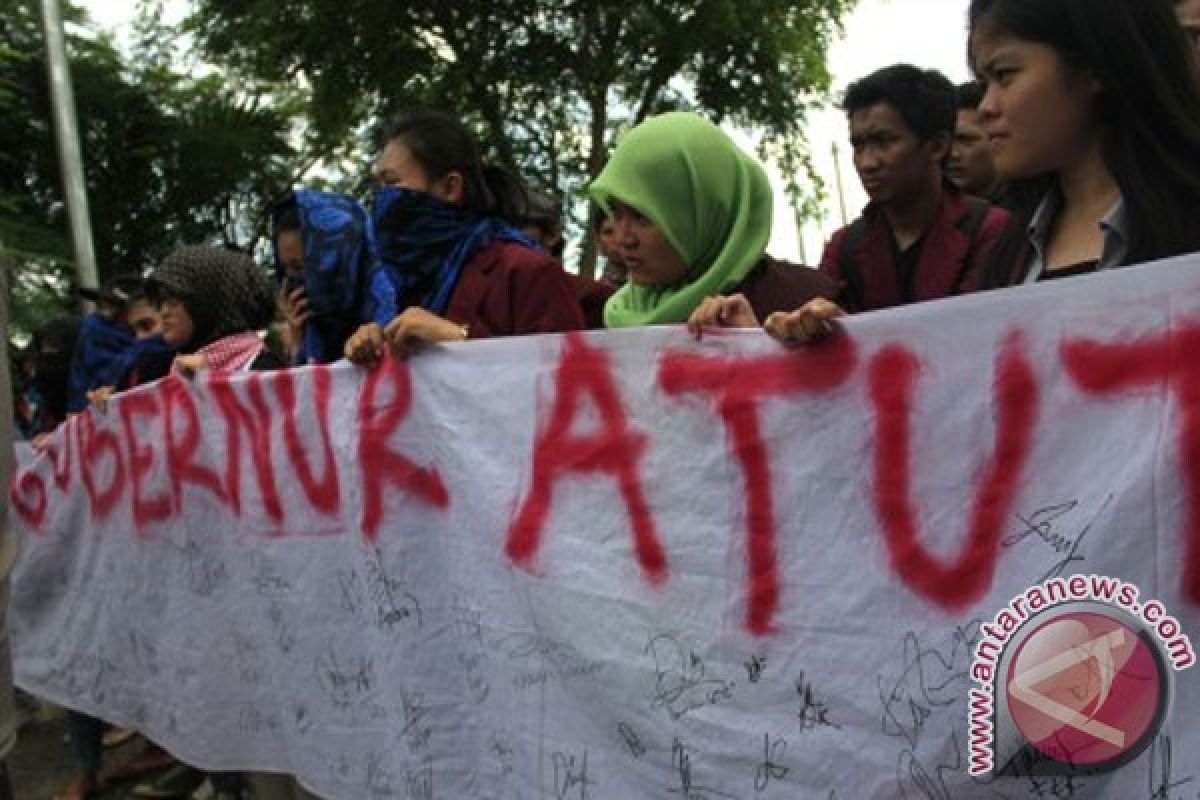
[589,112,834,329]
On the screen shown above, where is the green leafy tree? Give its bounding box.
[0,0,307,338]
[189,0,855,276]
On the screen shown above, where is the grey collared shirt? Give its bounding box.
[1023,188,1128,283]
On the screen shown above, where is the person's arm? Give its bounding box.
[963,206,1015,290]
[816,230,845,288]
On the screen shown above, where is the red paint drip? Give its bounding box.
[659,335,858,633]
[507,332,667,583]
[162,376,227,511]
[78,412,127,522]
[10,470,47,529]
[46,423,73,491]
[210,372,283,523]
[868,333,1038,610]
[357,359,449,541]
[274,367,341,515]
[1062,327,1200,603]
[119,390,172,531]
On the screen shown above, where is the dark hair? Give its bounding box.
[32,316,81,357]
[383,110,528,225]
[971,0,1200,280]
[842,64,957,141]
[955,81,985,111]
[521,189,562,231]
[590,205,613,233]
[31,315,81,424]
[273,200,302,234]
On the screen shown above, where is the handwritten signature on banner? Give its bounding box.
[646,634,736,721]
[879,621,983,800]
[1001,496,1114,583]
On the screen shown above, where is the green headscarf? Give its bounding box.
[589,112,773,328]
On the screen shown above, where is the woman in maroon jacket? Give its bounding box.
[345,111,583,364]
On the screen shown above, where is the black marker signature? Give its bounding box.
[1002,496,1113,581]
[896,729,964,800]
[315,648,375,708]
[1028,774,1084,800]
[400,690,431,753]
[407,757,434,800]
[164,539,228,598]
[365,547,422,632]
[618,722,646,759]
[365,752,396,800]
[646,634,735,720]
[491,736,514,778]
[796,673,839,732]
[669,739,735,800]
[879,622,981,749]
[1148,735,1195,800]
[552,751,594,800]
[754,733,789,793]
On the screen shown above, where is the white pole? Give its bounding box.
[831,142,849,227]
[40,0,98,303]
[793,208,808,265]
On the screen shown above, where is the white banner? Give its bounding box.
[10,257,1200,799]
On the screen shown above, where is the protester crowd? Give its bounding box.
[5,0,1200,797]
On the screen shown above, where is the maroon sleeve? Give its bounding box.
[448,242,586,337]
[962,206,1015,292]
[503,250,586,335]
[817,228,848,301]
[563,273,616,330]
[737,258,840,321]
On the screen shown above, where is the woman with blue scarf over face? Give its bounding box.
[344,110,584,365]
[67,275,175,413]
[273,190,398,365]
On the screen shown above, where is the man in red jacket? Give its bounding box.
[819,64,1010,313]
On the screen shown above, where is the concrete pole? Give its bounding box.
[40,0,98,302]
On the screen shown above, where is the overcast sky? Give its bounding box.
[78,0,972,263]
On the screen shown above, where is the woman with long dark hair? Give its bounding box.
[969,0,1200,287]
[344,111,582,364]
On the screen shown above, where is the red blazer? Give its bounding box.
[443,241,586,338]
[735,256,839,320]
[818,189,1011,312]
[562,273,616,330]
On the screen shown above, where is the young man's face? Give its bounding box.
[948,108,998,197]
[849,102,948,208]
[126,298,164,340]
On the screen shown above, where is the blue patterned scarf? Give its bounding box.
[372,187,536,315]
[67,314,174,411]
[105,335,175,388]
[272,190,398,364]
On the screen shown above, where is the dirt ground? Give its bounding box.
[9,697,170,800]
